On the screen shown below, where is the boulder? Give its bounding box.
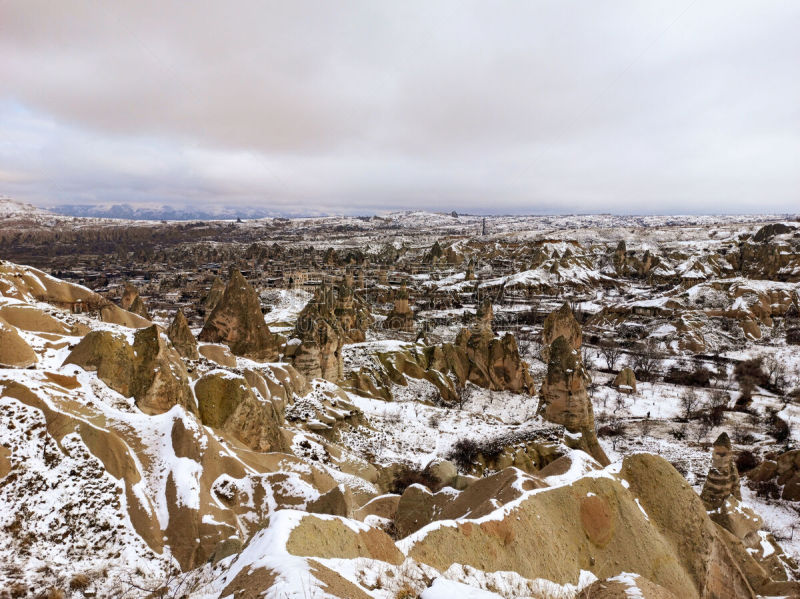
[194,371,285,452]
[307,484,357,518]
[198,270,280,361]
[422,459,458,491]
[166,308,199,360]
[612,367,637,393]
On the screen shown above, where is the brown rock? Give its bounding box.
[307,484,357,518]
[203,276,225,311]
[613,367,637,393]
[578,576,678,599]
[63,326,196,415]
[198,270,279,361]
[194,371,285,452]
[385,282,414,332]
[198,343,237,367]
[167,308,199,360]
[121,282,150,319]
[538,335,608,466]
[0,316,38,368]
[542,303,582,355]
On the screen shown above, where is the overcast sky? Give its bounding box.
[1,1,798,215]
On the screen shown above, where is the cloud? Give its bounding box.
[0,0,799,214]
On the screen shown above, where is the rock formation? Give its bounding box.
[0,316,37,368]
[538,335,609,466]
[198,270,280,361]
[194,371,286,452]
[541,302,581,361]
[700,433,764,549]
[285,283,369,382]
[202,276,225,311]
[120,282,150,319]
[465,257,476,281]
[64,325,196,415]
[384,282,414,331]
[613,367,637,393]
[167,308,199,360]
[747,449,800,501]
[700,432,741,510]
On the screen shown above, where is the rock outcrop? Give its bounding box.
[167,308,199,360]
[612,367,637,393]
[384,282,414,332]
[63,326,196,415]
[747,449,800,501]
[0,316,37,368]
[289,311,342,382]
[194,371,286,452]
[541,302,582,361]
[198,270,280,361]
[700,433,763,547]
[287,281,373,382]
[538,336,608,465]
[120,282,150,319]
[167,308,200,360]
[202,276,225,311]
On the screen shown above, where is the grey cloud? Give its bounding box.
[0,0,798,214]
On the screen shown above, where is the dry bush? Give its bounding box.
[735,450,760,473]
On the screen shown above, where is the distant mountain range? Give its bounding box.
[49,203,275,221]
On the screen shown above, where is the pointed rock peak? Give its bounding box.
[542,303,582,351]
[713,432,731,448]
[198,270,278,361]
[203,277,226,311]
[167,308,199,360]
[121,281,150,319]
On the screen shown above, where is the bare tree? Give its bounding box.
[763,354,787,392]
[631,339,661,382]
[680,388,700,420]
[694,418,712,444]
[598,340,623,371]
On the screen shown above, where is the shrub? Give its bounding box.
[446,438,479,472]
[598,419,625,437]
[664,365,712,387]
[753,479,781,500]
[766,410,790,443]
[735,450,760,473]
[390,465,438,495]
[734,357,767,404]
[669,427,687,441]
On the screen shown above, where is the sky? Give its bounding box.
[0,1,799,216]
